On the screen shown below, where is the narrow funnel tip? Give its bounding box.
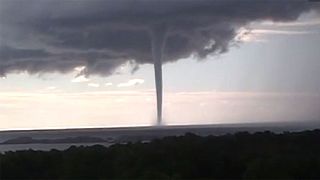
[157,115,162,126]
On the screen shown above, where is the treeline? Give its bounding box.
[1,129,320,179]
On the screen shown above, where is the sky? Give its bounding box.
[0,0,320,130]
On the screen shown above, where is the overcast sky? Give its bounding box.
[0,0,320,130]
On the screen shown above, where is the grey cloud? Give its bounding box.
[0,0,319,76]
[0,46,49,61]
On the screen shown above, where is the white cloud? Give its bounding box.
[45,86,57,90]
[251,29,313,35]
[115,98,126,103]
[117,79,145,87]
[260,19,320,27]
[74,66,86,72]
[235,28,267,43]
[88,83,100,88]
[0,91,320,130]
[105,82,113,86]
[145,97,152,102]
[71,75,90,83]
[235,27,315,43]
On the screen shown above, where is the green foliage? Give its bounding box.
[1,130,320,179]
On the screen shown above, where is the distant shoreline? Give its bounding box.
[0,121,319,145]
[1,120,319,133]
[0,136,111,145]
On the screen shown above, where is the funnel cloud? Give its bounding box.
[0,0,319,124]
[151,24,167,124]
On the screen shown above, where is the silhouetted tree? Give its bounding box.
[1,129,320,179]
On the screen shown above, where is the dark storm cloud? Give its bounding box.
[0,46,49,61]
[0,0,318,76]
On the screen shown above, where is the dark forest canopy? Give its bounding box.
[1,129,320,179]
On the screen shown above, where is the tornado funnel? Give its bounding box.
[151,24,167,125]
